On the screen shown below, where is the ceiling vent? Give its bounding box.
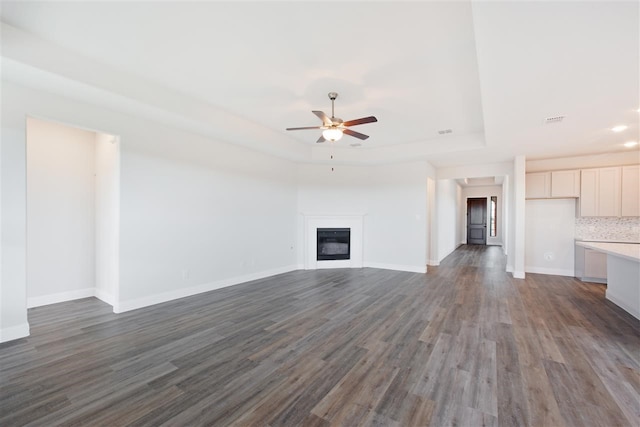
[544,115,565,124]
[438,129,453,135]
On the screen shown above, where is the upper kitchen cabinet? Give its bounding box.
[526,170,580,199]
[526,172,551,199]
[551,170,581,198]
[621,165,640,217]
[580,167,621,217]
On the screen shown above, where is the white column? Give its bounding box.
[513,155,526,279]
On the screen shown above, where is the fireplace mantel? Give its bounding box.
[302,213,365,270]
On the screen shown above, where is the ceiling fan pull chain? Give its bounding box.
[330,148,335,172]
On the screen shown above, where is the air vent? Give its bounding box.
[544,115,565,124]
[350,143,362,147]
[438,129,453,135]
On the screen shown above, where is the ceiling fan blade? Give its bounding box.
[343,128,370,140]
[312,110,333,126]
[342,116,378,127]
[316,135,326,143]
[286,126,323,131]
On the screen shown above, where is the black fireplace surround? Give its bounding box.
[317,228,351,261]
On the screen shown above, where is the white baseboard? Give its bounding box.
[27,288,95,308]
[606,291,640,320]
[513,270,525,279]
[364,262,427,274]
[506,264,514,273]
[525,266,575,277]
[580,276,607,284]
[0,322,30,343]
[427,259,440,266]
[94,288,115,306]
[115,264,300,313]
[437,249,455,264]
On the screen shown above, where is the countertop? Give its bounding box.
[575,238,640,244]
[575,241,640,263]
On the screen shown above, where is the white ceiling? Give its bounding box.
[1,1,638,167]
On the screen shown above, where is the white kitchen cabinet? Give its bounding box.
[551,170,580,198]
[526,172,551,199]
[527,170,580,199]
[584,249,607,281]
[580,169,599,216]
[575,244,607,284]
[580,167,621,217]
[598,167,621,217]
[621,165,640,217]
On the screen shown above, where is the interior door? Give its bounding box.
[467,198,487,245]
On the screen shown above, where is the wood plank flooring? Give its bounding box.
[1,245,638,426]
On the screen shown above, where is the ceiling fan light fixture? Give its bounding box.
[322,128,343,142]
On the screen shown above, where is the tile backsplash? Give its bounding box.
[575,217,640,242]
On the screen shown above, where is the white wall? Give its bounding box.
[502,175,510,257]
[427,177,438,265]
[1,127,29,341]
[95,132,120,305]
[461,185,503,245]
[118,137,298,309]
[436,179,462,262]
[1,80,299,337]
[297,161,430,272]
[26,118,97,306]
[512,156,526,278]
[525,199,576,276]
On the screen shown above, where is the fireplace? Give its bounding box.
[317,228,351,260]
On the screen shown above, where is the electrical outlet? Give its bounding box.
[181,269,190,280]
[544,252,554,261]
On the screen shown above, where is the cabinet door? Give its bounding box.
[580,169,598,216]
[584,249,607,280]
[598,167,621,217]
[551,170,580,198]
[621,165,640,217]
[526,172,551,199]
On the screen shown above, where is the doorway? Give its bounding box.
[26,117,120,309]
[467,197,487,245]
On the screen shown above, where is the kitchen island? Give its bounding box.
[576,241,640,319]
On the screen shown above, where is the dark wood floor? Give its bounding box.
[1,245,638,426]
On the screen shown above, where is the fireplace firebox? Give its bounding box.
[317,228,351,260]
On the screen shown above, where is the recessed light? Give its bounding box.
[611,125,628,132]
[623,141,638,148]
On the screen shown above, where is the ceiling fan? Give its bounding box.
[286,92,377,143]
